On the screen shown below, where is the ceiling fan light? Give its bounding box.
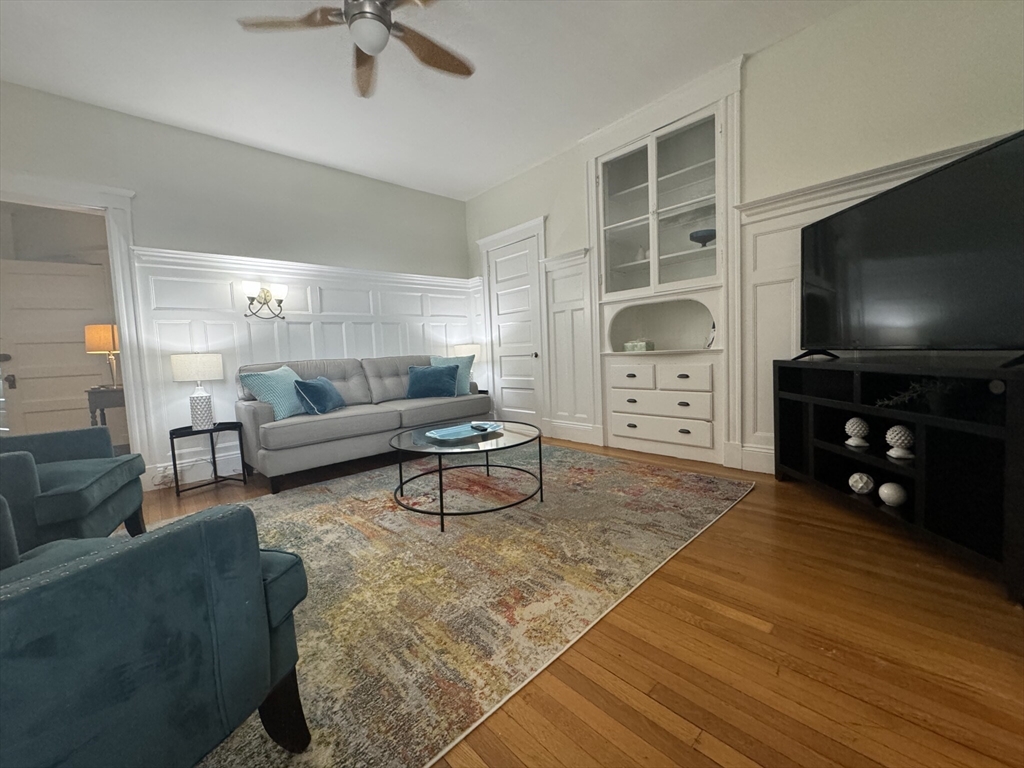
[350,17,389,56]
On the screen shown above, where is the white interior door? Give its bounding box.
[486,236,543,428]
[0,259,119,435]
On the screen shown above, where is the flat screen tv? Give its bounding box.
[801,131,1024,351]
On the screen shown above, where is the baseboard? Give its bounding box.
[724,442,774,474]
[142,451,243,492]
[541,420,604,445]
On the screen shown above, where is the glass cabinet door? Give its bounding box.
[655,117,717,285]
[602,145,651,294]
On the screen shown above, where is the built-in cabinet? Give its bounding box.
[600,106,722,298]
[596,94,738,465]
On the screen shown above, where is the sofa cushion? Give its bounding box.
[385,393,492,428]
[34,455,146,526]
[361,355,431,403]
[260,549,308,629]
[237,358,372,406]
[430,355,475,396]
[239,366,305,421]
[407,365,458,399]
[294,377,346,415]
[259,404,400,450]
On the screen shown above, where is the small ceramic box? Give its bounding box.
[624,339,655,352]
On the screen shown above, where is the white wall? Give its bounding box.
[131,248,484,489]
[742,0,1024,203]
[466,0,1024,256]
[0,81,470,278]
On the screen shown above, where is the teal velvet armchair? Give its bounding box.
[0,500,311,768]
[0,426,146,552]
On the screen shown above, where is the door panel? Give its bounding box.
[487,236,542,427]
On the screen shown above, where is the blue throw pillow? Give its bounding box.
[430,354,475,396]
[407,365,458,399]
[294,377,346,415]
[238,366,305,420]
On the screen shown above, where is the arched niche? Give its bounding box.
[607,298,716,352]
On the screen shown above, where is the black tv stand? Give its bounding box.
[1000,352,1024,369]
[791,349,839,362]
[774,357,1023,602]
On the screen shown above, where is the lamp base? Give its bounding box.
[189,385,214,431]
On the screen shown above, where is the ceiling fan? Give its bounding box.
[238,1,473,97]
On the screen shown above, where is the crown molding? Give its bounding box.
[736,134,1010,224]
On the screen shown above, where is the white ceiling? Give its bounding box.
[0,0,852,201]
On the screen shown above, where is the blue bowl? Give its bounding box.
[689,229,716,247]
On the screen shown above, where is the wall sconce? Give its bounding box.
[242,281,288,320]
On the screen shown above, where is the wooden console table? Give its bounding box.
[86,387,130,455]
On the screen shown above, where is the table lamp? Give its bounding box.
[84,324,120,388]
[453,343,482,380]
[170,353,224,431]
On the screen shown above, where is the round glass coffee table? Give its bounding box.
[389,420,543,531]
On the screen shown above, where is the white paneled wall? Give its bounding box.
[132,248,483,488]
[732,138,994,473]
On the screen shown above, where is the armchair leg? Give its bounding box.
[124,506,147,537]
[270,476,282,494]
[258,668,311,753]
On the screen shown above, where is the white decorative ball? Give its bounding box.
[878,482,908,507]
[885,425,915,459]
[845,417,869,447]
[849,472,874,494]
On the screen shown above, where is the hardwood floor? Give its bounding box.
[146,439,1024,768]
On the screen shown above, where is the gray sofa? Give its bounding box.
[236,356,492,492]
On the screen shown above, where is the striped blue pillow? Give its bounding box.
[239,366,305,421]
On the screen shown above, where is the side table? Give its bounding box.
[169,421,247,496]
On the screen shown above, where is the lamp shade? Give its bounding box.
[453,344,481,359]
[84,324,119,354]
[170,353,224,383]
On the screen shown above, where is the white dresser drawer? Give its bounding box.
[611,413,712,447]
[610,390,712,421]
[609,363,655,389]
[658,363,711,391]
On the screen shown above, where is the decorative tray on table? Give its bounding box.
[425,421,502,441]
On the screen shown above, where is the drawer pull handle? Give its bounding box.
[676,373,690,379]
[678,428,691,434]
[627,423,637,429]
[626,398,637,403]
[626,373,637,378]
[677,401,690,407]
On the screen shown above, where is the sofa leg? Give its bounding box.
[124,507,147,537]
[258,668,311,753]
[270,476,282,494]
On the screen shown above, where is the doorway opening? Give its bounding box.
[0,201,130,453]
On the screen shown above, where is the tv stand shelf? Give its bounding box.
[774,358,1023,602]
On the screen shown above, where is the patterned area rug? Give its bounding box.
[200,444,752,768]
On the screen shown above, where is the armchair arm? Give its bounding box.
[0,451,41,553]
[0,504,272,768]
[236,399,274,472]
[0,426,114,464]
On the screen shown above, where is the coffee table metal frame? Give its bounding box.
[390,420,543,532]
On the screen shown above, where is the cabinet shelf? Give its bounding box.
[609,181,649,199]
[812,438,917,478]
[603,215,648,233]
[658,157,714,187]
[659,195,716,220]
[660,246,714,265]
[611,258,650,273]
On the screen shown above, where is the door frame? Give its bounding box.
[476,216,547,424]
[0,169,151,463]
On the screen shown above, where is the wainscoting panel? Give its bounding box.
[734,134,995,471]
[132,248,484,488]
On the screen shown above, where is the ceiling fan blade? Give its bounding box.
[354,46,377,98]
[391,22,473,77]
[238,7,344,31]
